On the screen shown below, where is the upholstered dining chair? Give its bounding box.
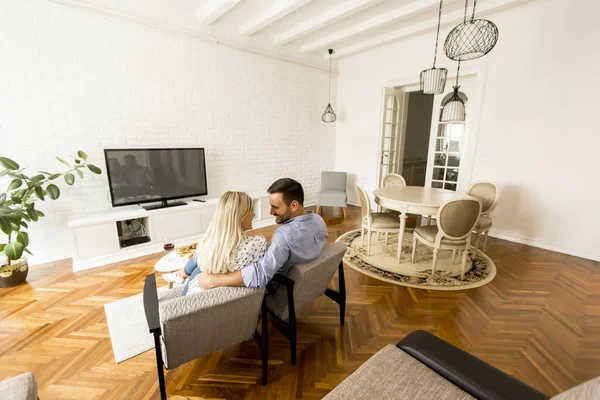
[467,181,500,252]
[411,196,482,279]
[317,171,348,219]
[143,274,268,400]
[382,173,406,188]
[357,185,401,256]
[266,242,347,366]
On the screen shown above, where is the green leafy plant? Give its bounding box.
[0,151,102,266]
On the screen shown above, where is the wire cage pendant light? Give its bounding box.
[420,0,447,94]
[444,0,499,61]
[441,61,465,122]
[322,49,337,123]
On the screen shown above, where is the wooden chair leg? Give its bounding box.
[385,232,389,245]
[483,231,490,252]
[378,232,382,242]
[361,227,365,247]
[452,249,457,265]
[343,207,347,219]
[431,249,439,277]
[460,249,468,280]
[411,236,417,264]
[427,215,432,226]
[316,206,321,216]
[367,231,372,256]
[474,230,481,251]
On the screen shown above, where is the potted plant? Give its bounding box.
[0,151,102,288]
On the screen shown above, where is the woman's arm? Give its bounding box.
[198,270,244,289]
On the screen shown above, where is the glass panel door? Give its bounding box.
[431,122,464,191]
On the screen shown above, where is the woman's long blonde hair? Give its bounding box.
[199,191,253,274]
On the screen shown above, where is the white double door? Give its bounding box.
[377,77,477,193]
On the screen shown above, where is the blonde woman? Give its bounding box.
[162,191,267,296]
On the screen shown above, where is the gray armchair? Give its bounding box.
[266,242,347,365]
[143,274,268,400]
[317,171,348,219]
[0,372,38,400]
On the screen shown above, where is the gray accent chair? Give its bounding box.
[143,274,268,400]
[412,196,482,279]
[0,372,38,400]
[467,181,500,252]
[266,242,347,365]
[316,171,348,219]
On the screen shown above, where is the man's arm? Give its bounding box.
[198,231,289,289]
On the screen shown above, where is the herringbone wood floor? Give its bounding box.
[1,206,599,399]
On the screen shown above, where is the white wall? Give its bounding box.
[0,0,337,265]
[335,0,600,261]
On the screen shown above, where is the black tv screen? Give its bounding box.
[104,148,207,207]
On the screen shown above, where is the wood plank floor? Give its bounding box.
[1,205,599,399]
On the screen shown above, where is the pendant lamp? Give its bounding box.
[444,0,499,61]
[441,61,465,122]
[420,0,447,94]
[322,49,337,123]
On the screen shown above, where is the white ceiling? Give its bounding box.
[57,0,525,69]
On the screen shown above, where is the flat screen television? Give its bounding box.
[104,148,207,210]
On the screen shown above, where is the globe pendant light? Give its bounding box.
[444,0,499,61]
[322,49,337,123]
[441,61,465,122]
[420,0,447,94]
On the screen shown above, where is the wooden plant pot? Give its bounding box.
[0,258,28,288]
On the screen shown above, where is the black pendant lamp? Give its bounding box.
[420,0,447,94]
[444,0,499,61]
[322,49,337,123]
[441,61,465,122]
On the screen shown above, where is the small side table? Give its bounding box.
[154,252,191,288]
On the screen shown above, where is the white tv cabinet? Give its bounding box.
[67,191,275,272]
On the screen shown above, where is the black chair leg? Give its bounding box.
[153,332,167,400]
[325,261,347,326]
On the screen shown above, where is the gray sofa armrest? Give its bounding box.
[0,372,38,400]
[158,286,185,303]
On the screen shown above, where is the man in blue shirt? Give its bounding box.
[164,178,328,291]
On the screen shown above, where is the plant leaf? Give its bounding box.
[0,244,4,252]
[16,232,29,247]
[24,248,33,255]
[11,223,20,232]
[0,157,19,170]
[34,186,45,200]
[76,169,84,179]
[0,193,6,204]
[0,169,10,177]
[4,242,24,260]
[30,174,45,182]
[77,150,88,160]
[65,173,75,185]
[0,216,10,235]
[10,189,27,201]
[7,179,23,191]
[27,209,38,222]
[87,164,102,174]
[36,210,45,217]
[57,157,70,167]
[49,173,60,180]
[20,220,28,228]
[46,184,60,200]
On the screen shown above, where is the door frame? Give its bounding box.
[387,64,489,191]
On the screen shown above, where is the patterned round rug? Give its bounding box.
[336,229,496,291]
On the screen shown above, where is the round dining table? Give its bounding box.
[373,186,460,262]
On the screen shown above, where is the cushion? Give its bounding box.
[317,190,348,207]
[414,225,467,245]
[0,372,38,400]
[323,345,474,400]
[551,377,600,400]
[475,216,492,230]
[369,213,401,229]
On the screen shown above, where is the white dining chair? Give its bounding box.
[467,181,500,252]
[357,185,401,256]
[411,196,482,279]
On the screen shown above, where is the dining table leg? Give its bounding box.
[397,213,407,263]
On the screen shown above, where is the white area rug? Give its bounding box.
[104,286,168,363]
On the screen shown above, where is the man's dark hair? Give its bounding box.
[267,178,304,206]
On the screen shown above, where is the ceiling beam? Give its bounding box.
[301,0,446,53]
[240,0,314,36]
[197,0,244,24]
[273,0,386,45]
[332,0,521,59]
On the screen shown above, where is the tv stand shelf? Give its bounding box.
[67,191,274,272]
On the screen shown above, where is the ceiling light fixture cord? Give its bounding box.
[328,52,332,102]
[471,0,477,21]
[463,0,469,23]
[456,60,461,86]
[432,0,444,67]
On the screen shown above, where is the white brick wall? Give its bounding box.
[0,0,337,265]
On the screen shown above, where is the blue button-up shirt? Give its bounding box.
[241,211,328,288]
